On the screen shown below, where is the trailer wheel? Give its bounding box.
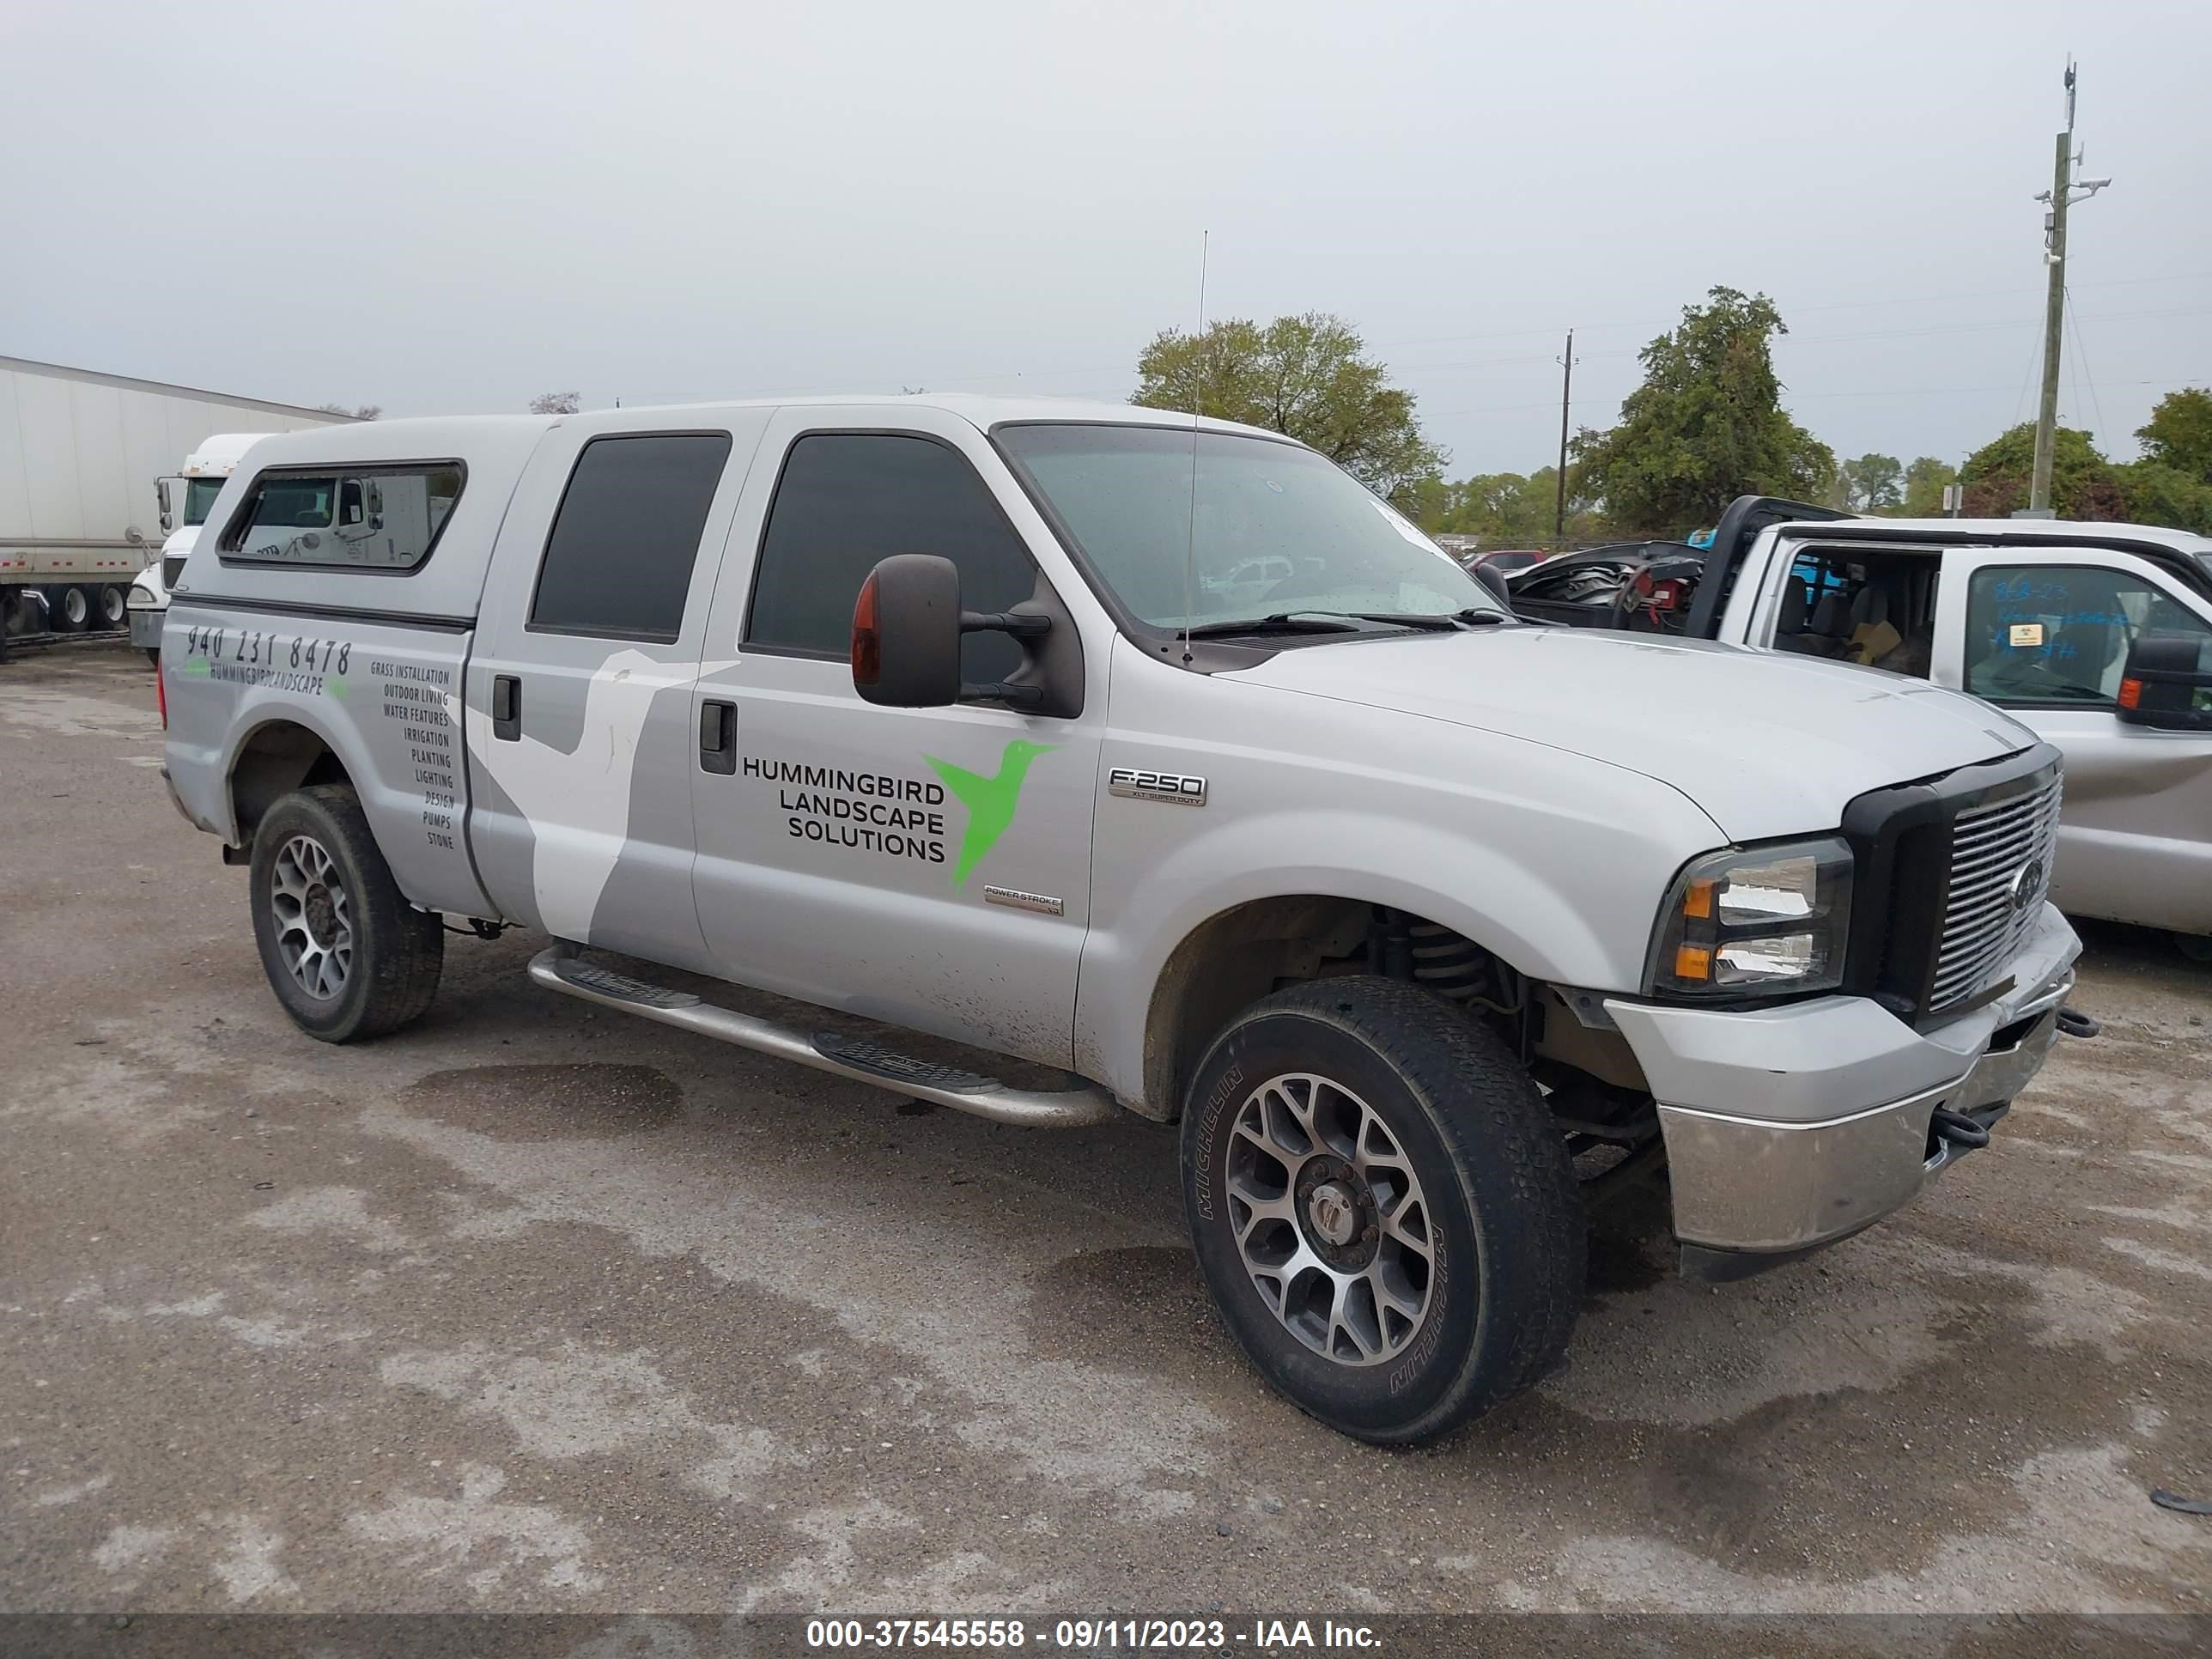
[1181,975,1584,1445]
[249,785,443,1042]
[96,585,127,629]
[50,586,90,632]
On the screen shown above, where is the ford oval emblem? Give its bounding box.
[2008,858,2045,915]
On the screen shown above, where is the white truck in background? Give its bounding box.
[0,356,350,665]
[131,434,273,663]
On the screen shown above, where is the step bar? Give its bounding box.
[526,946,1121,1129]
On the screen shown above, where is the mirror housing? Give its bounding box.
[2117,631,2212,732]
[853,555,963,708]
[852,554,1057,711]
[1470,561,1514,611]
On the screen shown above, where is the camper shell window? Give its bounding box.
[219,463,467,572]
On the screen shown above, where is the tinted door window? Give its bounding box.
[746,434,1034,680]
[530,434,733,641]
[1966,564,2212,706]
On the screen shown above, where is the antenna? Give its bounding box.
[1181,230,1209,666]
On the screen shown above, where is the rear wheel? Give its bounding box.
[49,585,89,633]
[248,785,442,1042]
[1181,975,1584,1445]
[96,584,127,628]
[2178,933,2212,965]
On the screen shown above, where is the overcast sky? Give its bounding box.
[6,0,2207,477]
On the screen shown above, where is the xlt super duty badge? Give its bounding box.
[1108,767,1207,807]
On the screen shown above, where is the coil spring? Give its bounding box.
[1407,921,1487,1002]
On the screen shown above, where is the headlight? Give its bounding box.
[127,583,157,608]
[1646,836,1853,998]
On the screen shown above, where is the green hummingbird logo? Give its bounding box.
[924,738,1057,888]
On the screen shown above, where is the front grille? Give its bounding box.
[161,555,186,592]
[1928,775,2062,1012]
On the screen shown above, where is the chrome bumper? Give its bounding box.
[1659,1001,2063,1265]
[129,606,165,648]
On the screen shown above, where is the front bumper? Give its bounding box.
[129,605,166,648]
[1604,902,2080,1269]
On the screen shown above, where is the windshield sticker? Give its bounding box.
[1370,497,1456,564]
[2009,623,2045,647]
[925,739,1056,888]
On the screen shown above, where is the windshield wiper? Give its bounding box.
[1182,608,1516,640]
[1181,614,1370,639]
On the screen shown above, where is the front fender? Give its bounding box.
[1073,799,1715,1109]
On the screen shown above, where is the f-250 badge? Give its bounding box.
[1108,768,1207,806]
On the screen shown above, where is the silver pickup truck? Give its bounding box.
[161,398,2086,1444]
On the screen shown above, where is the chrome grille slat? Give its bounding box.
[1926,773,2062,1012]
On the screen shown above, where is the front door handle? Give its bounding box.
[491,674,521,741]
[699,698,735,774]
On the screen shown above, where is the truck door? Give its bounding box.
[465,410,771,970]
[690,407,1103,1068]
[1935,545,2212,934]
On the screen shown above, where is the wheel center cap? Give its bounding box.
[1306,1180,1359,1247]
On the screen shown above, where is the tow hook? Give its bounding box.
[2057,1006,2101,1039]
[1928,1107,1993,1152]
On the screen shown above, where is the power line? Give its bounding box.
[2064,288,2110,442]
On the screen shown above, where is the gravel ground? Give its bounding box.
[3,644,2209,1624]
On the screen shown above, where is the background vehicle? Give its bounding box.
[1508,499,2212,953]
[1466,548,1546,577]
[1506,541,1698,625]
[161,402,2085,1446]
[0,357,348,664]
[131,434,280,664]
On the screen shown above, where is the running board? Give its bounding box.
[526,947,1119,1129]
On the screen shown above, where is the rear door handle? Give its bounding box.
[491,674,521,741]
[699,698,735,774]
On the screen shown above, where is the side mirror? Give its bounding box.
[852,553,1054,710]
[2118,631,2212,732]
[1470,562,1514,611]
[853,554,963,708]
[159,509,175,534]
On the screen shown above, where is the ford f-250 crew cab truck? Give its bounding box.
[160,402,2086,1445]
[1511,495,2212,957]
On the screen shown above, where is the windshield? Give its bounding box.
[183,477,227,526]
[997,423,1498,630]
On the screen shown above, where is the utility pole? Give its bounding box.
[1553,330,1577,542]
[2027,61,2112,515]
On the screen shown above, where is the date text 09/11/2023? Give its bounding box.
[804,1617,1381,1650]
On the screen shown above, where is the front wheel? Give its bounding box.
[1181,976,1584,1445]
[248,785,443,1042]
[2178,932,2212,965]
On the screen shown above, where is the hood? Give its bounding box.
[160,526,200,559]
[1234,626,2037,842]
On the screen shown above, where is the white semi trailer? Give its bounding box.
[0,356,351,662]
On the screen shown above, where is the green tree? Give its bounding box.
[1131,313,1445,507]
[2118,460,2212,534]
[1425,466,1602,544]
[2136,386,2212,482]
[1840,453,1904,512]
[1899,456,1957,517]
[1571,288,1835,535]
[1958,422,2128,520]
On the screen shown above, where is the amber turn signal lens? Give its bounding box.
[851,573,881,685]
[1674,944,1713,981]
[2117,676,2143,711]
[1682,877,1717,920]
